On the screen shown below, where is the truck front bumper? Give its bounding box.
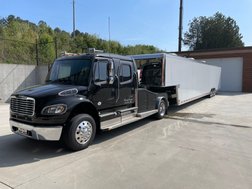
[10,120,63,141]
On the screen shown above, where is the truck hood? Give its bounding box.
[12,84,88,98]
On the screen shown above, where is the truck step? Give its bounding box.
[99,107,138,119]
[100,109,158,131]
[101,115,140,131]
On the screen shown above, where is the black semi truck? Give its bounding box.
[10,50,168,151]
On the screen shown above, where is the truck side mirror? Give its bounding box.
[107,61,114,84]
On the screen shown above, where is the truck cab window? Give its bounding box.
[120,64,132,83]
[95,61,108,83]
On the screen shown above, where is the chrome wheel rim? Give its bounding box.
[159,102,166,117]
[75,121,93,144]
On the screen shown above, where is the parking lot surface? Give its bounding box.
[0,93,252,189]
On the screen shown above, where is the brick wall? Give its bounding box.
[243,54,252,92]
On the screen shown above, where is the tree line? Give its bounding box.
[0,15,160,64]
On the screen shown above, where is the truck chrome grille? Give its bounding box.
[10,96,35,116]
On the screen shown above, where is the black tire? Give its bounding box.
[155,99,167,119]
[62,114,96,151]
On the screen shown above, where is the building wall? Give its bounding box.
[177,49,252,92]
[0,64,48,102]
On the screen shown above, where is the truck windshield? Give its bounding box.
[46,59,92,86]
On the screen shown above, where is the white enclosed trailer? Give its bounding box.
[132,53,221,105]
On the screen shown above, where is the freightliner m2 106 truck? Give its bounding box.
[9,51,221,151]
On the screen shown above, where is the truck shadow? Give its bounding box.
[93,118,152,145]
[0,118,152,168]
[166,97,216,119]
[0,134,66,168]
[168,96,207,113]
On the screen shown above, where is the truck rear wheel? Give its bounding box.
[62,114,96,151]
[155,99,167,119]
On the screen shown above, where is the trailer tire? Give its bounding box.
[62,114,96,151]
[155,99,167,119]
[209,88,216,98]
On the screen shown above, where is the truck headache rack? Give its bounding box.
[60,48,104,57]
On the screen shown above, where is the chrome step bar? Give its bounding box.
[100,109,158,131]
[99,107,138,118]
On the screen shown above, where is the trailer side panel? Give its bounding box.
[164,54,221,105]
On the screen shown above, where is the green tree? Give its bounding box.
[54,28,72,56]
[123,45,159,55]
[184,12,244,50]
[38,33,55,64]
[1,16,37,63]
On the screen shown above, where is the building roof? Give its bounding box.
[175,46,252,57]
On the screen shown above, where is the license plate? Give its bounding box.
[18,128,28,135]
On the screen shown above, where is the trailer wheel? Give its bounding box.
[62,114,96,151]
[155,99,167,119]
[213,89,217,96]
[209,88,216,98]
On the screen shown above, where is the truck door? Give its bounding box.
[92,59,116,109]
[117,60,136,107]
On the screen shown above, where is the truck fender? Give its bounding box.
[67,100,100,130]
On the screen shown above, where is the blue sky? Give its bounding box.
[1,0,252,51]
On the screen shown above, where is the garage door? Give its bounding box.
[203,58,243,92]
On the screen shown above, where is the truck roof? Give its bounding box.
[57,53,133,62]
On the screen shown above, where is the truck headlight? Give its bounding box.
[42,104,67,115]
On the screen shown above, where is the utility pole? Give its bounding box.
[73,0,76,37]
[178,0,183,52]
[35,39,39,66]
[108,17,111,53]
[54,37,58,58]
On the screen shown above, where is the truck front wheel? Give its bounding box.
[62,114,96,151]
